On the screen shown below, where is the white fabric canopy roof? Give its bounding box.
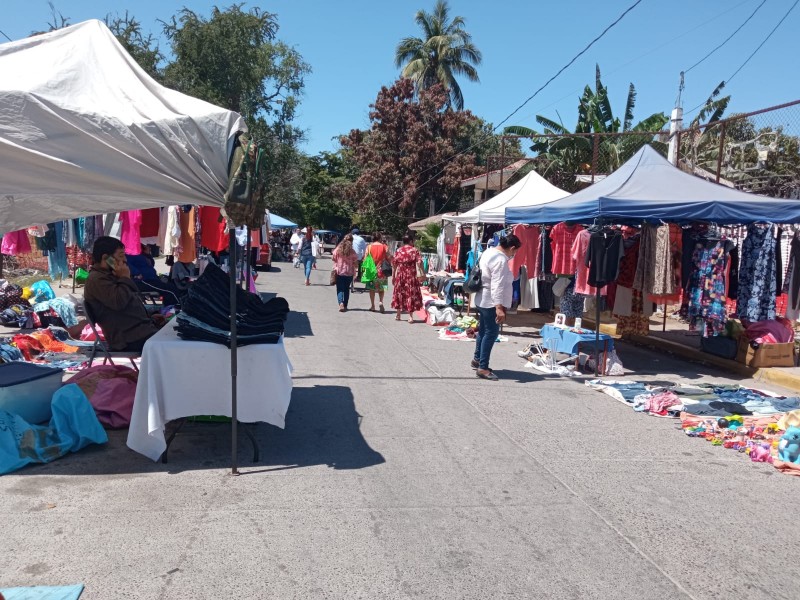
[448,169,568,224]
[0,19,246,236]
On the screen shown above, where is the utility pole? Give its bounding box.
[667,72,684,166]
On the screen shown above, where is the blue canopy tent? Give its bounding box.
[268,213,297,229]
[506,145,800,225]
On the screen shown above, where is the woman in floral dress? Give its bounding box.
[391,234,424,323]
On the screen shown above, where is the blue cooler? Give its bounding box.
[0,363,64,424]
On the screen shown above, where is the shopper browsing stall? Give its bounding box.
[472,234,521,381]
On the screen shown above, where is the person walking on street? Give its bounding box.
[351,227,367,292]
[365,233,391,313]
[391,234,424,323]
[290,228,302,268]
[333,233,358,312]
[472,234,521,381]
[299,227,316,286]
[332,234,358,312]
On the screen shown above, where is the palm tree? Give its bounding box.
[394,0,482,111]
[505,65,668,190]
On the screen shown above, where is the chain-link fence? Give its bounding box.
[677,99,800,198]
[483,99,800,205]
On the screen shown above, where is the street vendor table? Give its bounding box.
[126,322,293,461]
[539,324,614,372]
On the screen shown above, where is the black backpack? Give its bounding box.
[462,266,483,294]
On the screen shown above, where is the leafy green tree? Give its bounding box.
[415,222,442,252]
[395,0,481,111]
[161,5,310,215]
[505,65,668,191]
[300,151,357,230]
[106,12,163,80]
[340,79,483,235]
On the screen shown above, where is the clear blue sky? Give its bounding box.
[3,0,799,155]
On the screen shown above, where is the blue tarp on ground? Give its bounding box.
[505,145,800,225]
[0,584,84,600]
[0,384,107,475]
[268,213,297,229]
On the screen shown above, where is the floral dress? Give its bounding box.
[737,223,777,323]
[391,245,423,313]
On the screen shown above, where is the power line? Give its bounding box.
[726,0,799,84]
[371,0,645,213]
[0,28,13,42]
[685,0,799,119]
[494,0,643,131]
[684,0,767,73]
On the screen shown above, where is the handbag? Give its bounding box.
[462,266,483,294]
[380,258,392,278]
[329,269,337,286]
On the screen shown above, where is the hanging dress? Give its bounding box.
[737,223,777,323]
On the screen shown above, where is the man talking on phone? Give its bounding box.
[84,236,164,352]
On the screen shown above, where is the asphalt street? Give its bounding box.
[1,256,799,599]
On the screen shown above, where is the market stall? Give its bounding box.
[502,145,800,374]
[0,20,286,473]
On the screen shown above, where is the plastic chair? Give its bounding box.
[83,301,140,371]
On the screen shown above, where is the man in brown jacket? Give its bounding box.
[84,236,163,352]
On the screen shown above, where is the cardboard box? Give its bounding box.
[735,336,795,368]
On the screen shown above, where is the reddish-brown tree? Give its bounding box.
[341,78,483,234]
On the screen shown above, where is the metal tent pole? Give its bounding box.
[244,226,251,291]
[229,228,239,476]
[595,285,601,378]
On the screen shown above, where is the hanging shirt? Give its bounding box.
[550,222,583,275]
[586,229,625,288]
[178,207,196,263]
[571,229,599,295]
[1,230,32,255]
[199,206,228,252]
[140,208,161,241]
[508,224,540,277]
[120,210,142,255]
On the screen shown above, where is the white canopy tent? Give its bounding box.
[448,169,568,224]
[0,19,246,236]
[0,20,253,473]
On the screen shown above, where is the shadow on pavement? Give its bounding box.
[284,311,313,338]
[242,384,385,473]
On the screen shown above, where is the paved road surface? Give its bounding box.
[2,257,798,599]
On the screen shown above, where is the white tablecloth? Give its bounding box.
[126,323,293,461]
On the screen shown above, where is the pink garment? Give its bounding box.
[508,224,540,276]
[645,391,681,414]
[66,365,138,428]
[332,248,358,277]
[571,229,599,296]
[1,230,32,255]
[744,319,794,344]
[550,222,583,275]
[120,210,143,255]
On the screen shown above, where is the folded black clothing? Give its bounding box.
[174,323,282,347]
[182,264,290,331]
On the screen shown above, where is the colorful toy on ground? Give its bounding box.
[778,427,800,463]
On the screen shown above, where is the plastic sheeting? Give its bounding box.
[0,20,246,236]
[0,384,107,475]
[505,145,800,225]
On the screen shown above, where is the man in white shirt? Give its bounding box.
[472,234,521,381]
[290,228,302,268]
[351,227,367,292]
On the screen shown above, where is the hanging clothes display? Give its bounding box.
[47,222,69,280]
[614,232,650,336]
[550,222,582,275]
[559,278,584,318]
[586,228,624,288]
[120,210,143,255]
[140,208,161,245]
[1,230,32,255]
[571,229,597,295]
[685,238,735,337]
[508,224,539,276]
[737,223,777,323]
[161,206,182,257]
[178,206,197,263]
[649,224,682,300]
[199,206,228,253]
[518,265,538,310]
[783,232,800,320]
